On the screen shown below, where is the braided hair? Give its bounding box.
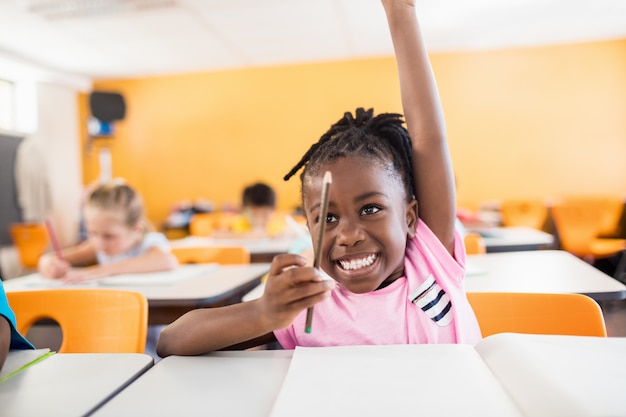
[284,108,415,202]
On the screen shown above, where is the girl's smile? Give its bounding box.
[336,253,378,271]
[303,156,417,294]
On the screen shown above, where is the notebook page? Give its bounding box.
[269,344,524,417]
[476,333,626,417]
[98,263,219,286]
[14,264,218,288]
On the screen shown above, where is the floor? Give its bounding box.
[593,254,626,337]
[600,299,626,337]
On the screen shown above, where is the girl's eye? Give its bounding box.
[325,213,338,224]
[361,205,381,216]
[314,213,337,224]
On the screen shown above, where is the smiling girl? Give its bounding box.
[157,0,480,357]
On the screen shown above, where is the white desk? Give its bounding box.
[466,250,626,301]
[0,352,152,417]
[90,335,626,417]
[466,226,555,252]
[4,264,271,325]
[90,350,293,417]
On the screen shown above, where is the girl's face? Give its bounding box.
[84,206,143,257]
[244,206,274,230]
[303,156,417,294]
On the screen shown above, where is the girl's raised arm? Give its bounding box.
[382,0,456,254]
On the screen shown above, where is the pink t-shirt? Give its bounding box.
[274,219,482,348]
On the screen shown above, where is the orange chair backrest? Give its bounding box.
[550,198,623,256]
[592,196,624,237]
[500,200,548,230]
[464,233,486,255]
[7,289,148,353]
[467,292,607,338]
[171,246,250,264]
[10,223,50,268]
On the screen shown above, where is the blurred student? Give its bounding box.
[213,182,288,239]
[1,281,34,371]
[38,180,178,283]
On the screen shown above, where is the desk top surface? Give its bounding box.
[3,263,271,304]
[466,226,555,251]
[466,250,626,300]
[92,335,626,417]
[0,352,153,417]
[91,350,293,417]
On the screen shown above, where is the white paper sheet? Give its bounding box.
[269,344,523,417]
[476,333,626,417]
[98,264,218,286]
[14,264,218,288]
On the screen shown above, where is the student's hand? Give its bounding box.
[258,253,334,330]
[38,254,71,279]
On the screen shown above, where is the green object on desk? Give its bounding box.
[0,349,55,383]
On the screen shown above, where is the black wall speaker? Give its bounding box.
[89,91,126,122]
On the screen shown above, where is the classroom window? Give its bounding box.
[0,79,15,131]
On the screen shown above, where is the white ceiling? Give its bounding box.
[1,0,625,80]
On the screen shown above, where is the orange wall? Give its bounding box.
[83,38,626,226]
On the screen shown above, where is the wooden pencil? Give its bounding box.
[305,170,332,333]
[44,219,64,260]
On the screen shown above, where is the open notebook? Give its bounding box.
[16,264,219,288]
[269,333,626,417]
[1,348,54,383]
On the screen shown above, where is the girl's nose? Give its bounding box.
[336,218,365,247]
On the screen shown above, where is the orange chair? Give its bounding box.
[189,212,235,237]
[464,233,486,255]
[549,198,626,279]
[499,199,548,230]
[171,246,250,264]
[467,292,607,338]
[593,196,626,238]
[10,223,50,268]
[7,289,148,353]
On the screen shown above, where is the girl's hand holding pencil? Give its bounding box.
[38,255,71,279]
[39,219,72,279]
[258,253,334,331]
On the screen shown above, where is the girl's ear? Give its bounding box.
[406,198,418,238]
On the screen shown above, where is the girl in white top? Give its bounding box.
[38,180,178,283]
